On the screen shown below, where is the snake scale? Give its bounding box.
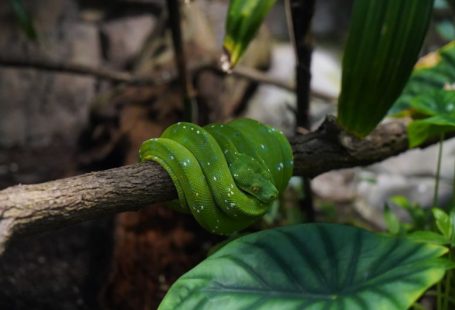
[139,118,293,235]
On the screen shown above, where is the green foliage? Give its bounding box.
[337,0,434,137]
[159,224,451,310]
[406,90,455,147]
[390,41,455,116]
[383,196,455,245]
[404,208,455,247]
[434,208,453,241]
[383,204,401,234]
[383,194,455,310]
[222,0,276,70]
[387,41,455,147]
[384,196,434,234]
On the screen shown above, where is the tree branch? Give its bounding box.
[0,55,336,102]
[202,65,336,102]
[0,54,130,82]
[0,117,421,253]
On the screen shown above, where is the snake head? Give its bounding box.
[247,181,278,204]
[229,153,278,204]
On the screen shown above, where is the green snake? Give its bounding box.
[139,118,293,235]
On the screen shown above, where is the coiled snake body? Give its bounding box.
[139,118,293,235]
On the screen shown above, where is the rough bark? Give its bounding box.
[0,162,176,253]
[0,116,421,253]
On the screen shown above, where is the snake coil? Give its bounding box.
[139,118,293,235]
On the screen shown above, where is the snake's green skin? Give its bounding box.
[139,118,293,235]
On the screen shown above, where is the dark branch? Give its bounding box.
[0,54,173,85]
[0,55,336,102]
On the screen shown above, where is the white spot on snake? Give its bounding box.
[220,125,224,127]
[234,174,238,177]
[260,144,265,150]
[230,203,236,208]
[169,155,174,160]
[207,162,211,166]
[213,176,217,181]
[183,162,188,167]
[177,122,181,125]
[183,125,187,129]
[196,130,200,134]
[200,205,205,210]
[191,127,194,131]
[276,163,283,171]
[195,193,199,197]
[290,160,294,165]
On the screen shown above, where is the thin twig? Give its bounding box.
[286,0,317,220]
[286,0,316,129]
[0,55,126,81]
[167,0,197,122]
[433,134,444,208]
[0,55,337,102]
[203,64,336,102]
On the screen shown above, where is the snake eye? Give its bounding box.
[251,186,259,193]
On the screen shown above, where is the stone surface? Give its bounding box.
[0,0,101,148]
[0,2,110,309]
[313,139,455,228]
[0,23,100,148]
[101,15,156,68]
[244,44,340,135]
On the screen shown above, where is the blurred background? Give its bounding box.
[0,0,453,309]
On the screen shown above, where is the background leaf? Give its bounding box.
[159,223,449,310]
[390,41,455,115]
[405,90,455,147]
[337,0,434,137]
[222,0,276,70]
[407,230,450,245]
[407,115,455,147]
[383,204,401,234]
[433,208,453,239]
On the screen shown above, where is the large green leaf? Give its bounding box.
[159,224,450,310]
[337,0,434,137]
